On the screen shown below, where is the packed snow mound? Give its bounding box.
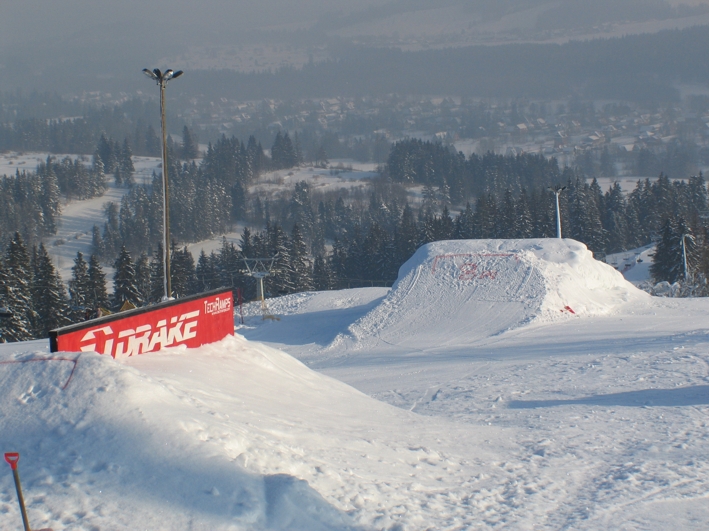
[340,239,648,351]
[0,337,365,530]
[0,334,497,530]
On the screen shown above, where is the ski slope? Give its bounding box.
[3,238,709,529]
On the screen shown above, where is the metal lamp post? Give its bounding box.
[548,185,566,239]
[142,68,183,300]
[681,233,691,280]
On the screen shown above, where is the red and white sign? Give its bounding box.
[50,289,234,357]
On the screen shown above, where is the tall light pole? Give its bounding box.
[548,185,566,239]
[142,68,183,300]
[681,233,691,280]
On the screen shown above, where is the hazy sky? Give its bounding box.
[0,0,385,48]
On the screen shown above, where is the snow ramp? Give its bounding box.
[341,239,647,350]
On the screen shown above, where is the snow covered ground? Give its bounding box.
[3,238,709,529]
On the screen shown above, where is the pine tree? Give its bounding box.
[195,250,221,292]
[90,153,108,197]
[0,233,36,342]
[240,227,254,257]
[649,217,698,284]
[394,204,419,264]
[135,252,152,306]
[68,251,91,320]
[289,181,315,241]
[499,188,516,238]
[603,182,629,254]
[453,202,475,240]
[87,254,109,311]
[102,202,121,261]
[362,222,394,282]
[312,253,333,291]
[516,189,534,238]
[330,238,348,289]
[113,245,140,310]
[91,224,105,259]
[32,243,71,336]
[289,224,313,293]
[267,223,293,295]
[171,246,197,298]
[145,125,161,157]
[271,131,285,169]
[182,126,199,159]
[150,244,166,303]
[97,134,117,173]
[117,138,135,187]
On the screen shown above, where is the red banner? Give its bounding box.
[49,289,234,357]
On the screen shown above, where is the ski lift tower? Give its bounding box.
[241,255,279,320]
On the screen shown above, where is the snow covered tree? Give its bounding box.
[330,237,348,289]
[171,246,197,298]
[116,138,135,187]
[271,131,298,170]
[289,224,313,293]
[113,245,140,310]
[651,217,699,284]
[515,189,534,238]
[31,243,71,336]
[150,244,166,303]
[195,250,221,292]
[453,202,475,240]
[289,181,315,241]
[0,233,36,342]
[312,253,333,291]
[87,253,109,311]
[394,204,419,264]
[182,125,200,160]
[102,202,121,262]
[267,223,293,295]
[135,252,152,306]
[68,251,91,320]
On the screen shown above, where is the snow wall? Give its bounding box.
[343,239,648,350]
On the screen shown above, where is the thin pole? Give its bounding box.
[160,80,172,300]
[681,234,689,280]
[548,186,565,239]
[555,191,562,239]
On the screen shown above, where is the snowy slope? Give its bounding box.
[0,335,507,530]
[4,238,709,529]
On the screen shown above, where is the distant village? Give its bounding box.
[154,91,709,178]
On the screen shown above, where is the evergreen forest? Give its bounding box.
[2,132,709,342]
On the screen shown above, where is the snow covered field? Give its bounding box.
[3,238,709,530]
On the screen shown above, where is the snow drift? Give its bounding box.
[338,238,647,351]
[0,338,361,530]
[0,335,495,530]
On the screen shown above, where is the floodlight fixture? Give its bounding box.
[548,185,566,239]
[142,66,183,300]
